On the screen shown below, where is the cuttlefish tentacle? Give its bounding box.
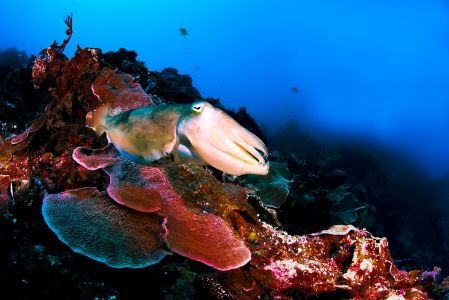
[235,125,268,157]
[177,102,269,176]
[90,101,269,176]
[196,106,268,164]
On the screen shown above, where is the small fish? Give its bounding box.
[291,87,299,94]
[179,27,188,37]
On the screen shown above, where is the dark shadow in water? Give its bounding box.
[268,119,449,276]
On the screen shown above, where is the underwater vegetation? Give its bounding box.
[1,16,449,299]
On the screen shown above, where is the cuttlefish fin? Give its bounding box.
[86,105,110,136]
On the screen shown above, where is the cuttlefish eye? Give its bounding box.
[192,103,205,114]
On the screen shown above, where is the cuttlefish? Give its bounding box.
[90,101,269,176]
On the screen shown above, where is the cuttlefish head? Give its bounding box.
[177,101,269,176]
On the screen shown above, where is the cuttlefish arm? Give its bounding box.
[177,102,269,176]
[90,101,269,176]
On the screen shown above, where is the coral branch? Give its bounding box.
[50,13,73,55]
[10,113,46,145]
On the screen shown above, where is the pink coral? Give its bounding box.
[10,113,46,145]
[162,195,251,271]
[206,222,430,298]
[90,68,154,115]
[71,143,251,270]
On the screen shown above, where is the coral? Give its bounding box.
[90,67,154,114]
[100,48,152,90]
[0,175,12,211]
[162,193,251,271]
[329,186,374,224]
[10,113,46,145]
[42,187,168,268]
[74,144,162,213]
[70,143,252,271]
[0,140,31,182]
[239,161,292,208]
[32,13,73,89]
[72,143,119,171]
[270,151,379,237]
[198,224,430,299]
[52,138,435,297]
[150,67,201,104]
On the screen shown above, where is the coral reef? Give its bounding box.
[269,120,449,281]
[69,144,252,270]
[0,17,447,299]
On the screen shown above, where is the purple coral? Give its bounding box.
[42,187,168,268]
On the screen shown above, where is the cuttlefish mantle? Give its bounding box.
[90,101,269,176]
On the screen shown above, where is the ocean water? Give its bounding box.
[2,0,449,177]
[1,0,449,298]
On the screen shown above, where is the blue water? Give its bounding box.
[2,0,449,177]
